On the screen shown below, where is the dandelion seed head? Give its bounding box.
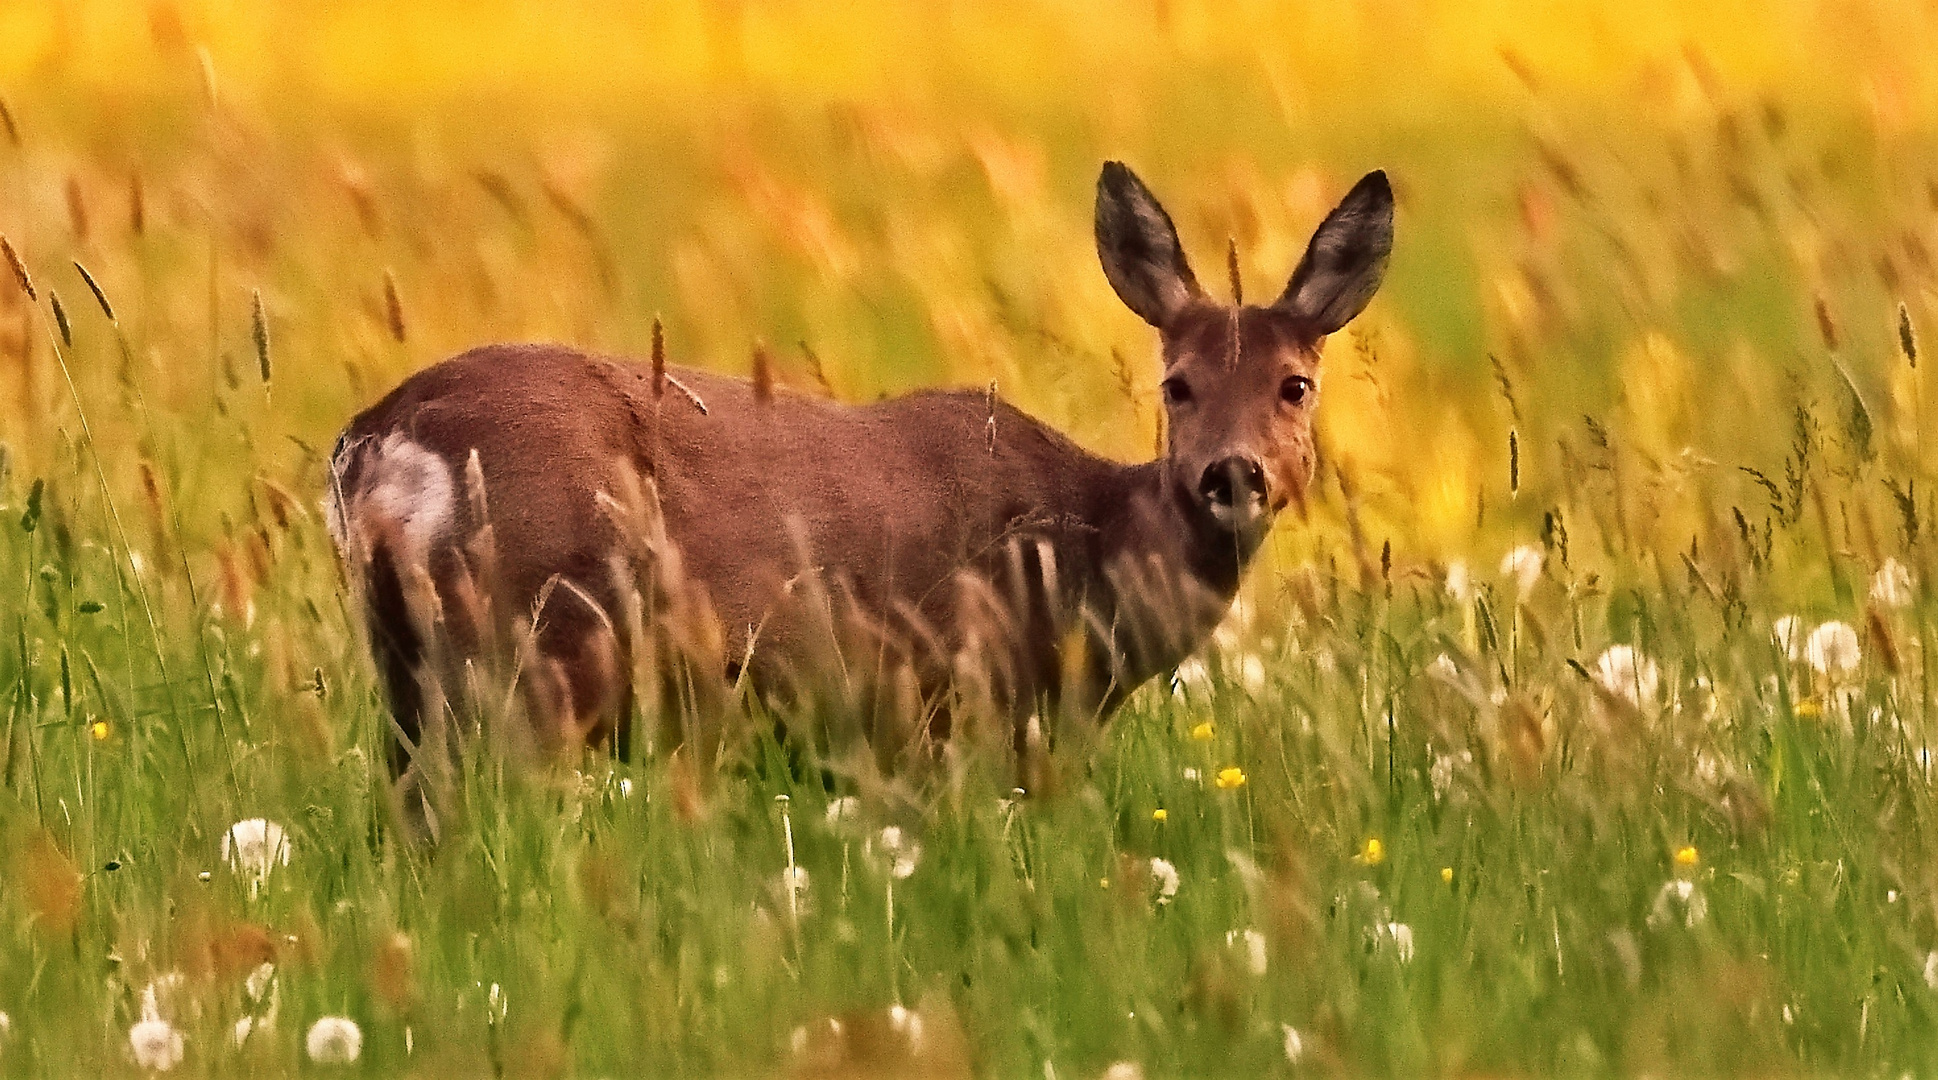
[221,819,291,884]
[1282,1024,1306,1064]
[1500,544,1544,598]
[304,1017,362,1065]
[128,1018,185,1072]
[1804,621,1861,678]
[1227,928,1268,975]
[1381,922,1415,962]
[1648,879,1708,928]
[1593,645,1660,707]
[1148,857,1179,904]
[1237,653,1266,692]
[1871,558,1914,609]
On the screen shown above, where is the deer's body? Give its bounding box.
[328,162,1393,804]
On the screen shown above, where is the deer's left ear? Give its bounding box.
[1275,170,1393,335]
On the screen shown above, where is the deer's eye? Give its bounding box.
[1280,375,1313,407]
[1161,377,1193,406]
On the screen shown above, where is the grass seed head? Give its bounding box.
[128,169,145,236]
[1899,302,1918,368]
[651,314,665,398]
[49,290,70,347]
[381,268,406,342]
[2,236,35,301]
[752,339,773,404]
[251,289,271,384]
[73,261,113,322]
[64,174,88,241]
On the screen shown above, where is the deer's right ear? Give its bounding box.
[1095,162,1202,328]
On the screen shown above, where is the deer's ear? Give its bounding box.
[1276,170,1393,335]
[1095,162,1202,328]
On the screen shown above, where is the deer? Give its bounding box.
[326,162,1392,823]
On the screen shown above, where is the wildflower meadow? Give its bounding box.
[1,2,1937,1076]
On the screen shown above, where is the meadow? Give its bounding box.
[2,1,1938,1075]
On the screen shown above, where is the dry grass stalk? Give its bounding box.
[1226,236,1242,303]
[650,315,665,398]
[64,175,88,242]
[752,340,773,404]
[799,341,833,396]
[1814,294,1838,352]
[0,97,18,147]
[382,268,406,342]
[128,170,145,236]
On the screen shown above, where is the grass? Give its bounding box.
[2,1,1938,1075]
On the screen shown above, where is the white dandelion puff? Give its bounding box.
[886,1004,923,1049]
[1445,559,1474,602]
[1500,545,1544,599]
[1648,879,1708,928]
[1148,858,1179,905]
[824,796,860,828]
[874,827,922,880]
[128,1019,185,1072]
[305,1017,362,1065]
[1281,1025,1306,1064]
[1924,950,1938,990]
[1804,621,1861,678]
[1592,645,1660,708]
[1236,654,1266,692]
[1102,1062,1145,1080]
[221,819,291,889]
[1872,558,1914,609]
[1227,928,1268,975]
[1171,657,1212,697]
[1426,653,1459,684]
[1380,922,1415,963]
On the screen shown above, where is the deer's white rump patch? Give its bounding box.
[326,432,458,570]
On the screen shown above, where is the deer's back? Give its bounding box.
[330,343,1130,699]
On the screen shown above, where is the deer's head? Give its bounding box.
[1095,162,1392,552]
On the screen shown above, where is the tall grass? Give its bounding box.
[0,1,1936,1076]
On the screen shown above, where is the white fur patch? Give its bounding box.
[327,433,457,570]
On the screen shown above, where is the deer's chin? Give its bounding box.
[1205,492,1272,544]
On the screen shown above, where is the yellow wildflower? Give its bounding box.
[1440,866,1454,884]
[1189,721,1216,741]
[1214,767,1247,790]
[1151,808,1168,823]
[1796,699,1823,719]
[1099,877,1110,889]
[89,720,109,741]
[1674,845,1699,868]
[1356,837,1386,866]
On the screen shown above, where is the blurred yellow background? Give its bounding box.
[0,1,1929,580]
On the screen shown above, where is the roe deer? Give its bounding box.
[326,162,1392,804]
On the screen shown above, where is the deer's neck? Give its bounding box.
[1083,460,1252,684]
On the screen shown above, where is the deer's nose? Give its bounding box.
[1198,457,1268,523]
